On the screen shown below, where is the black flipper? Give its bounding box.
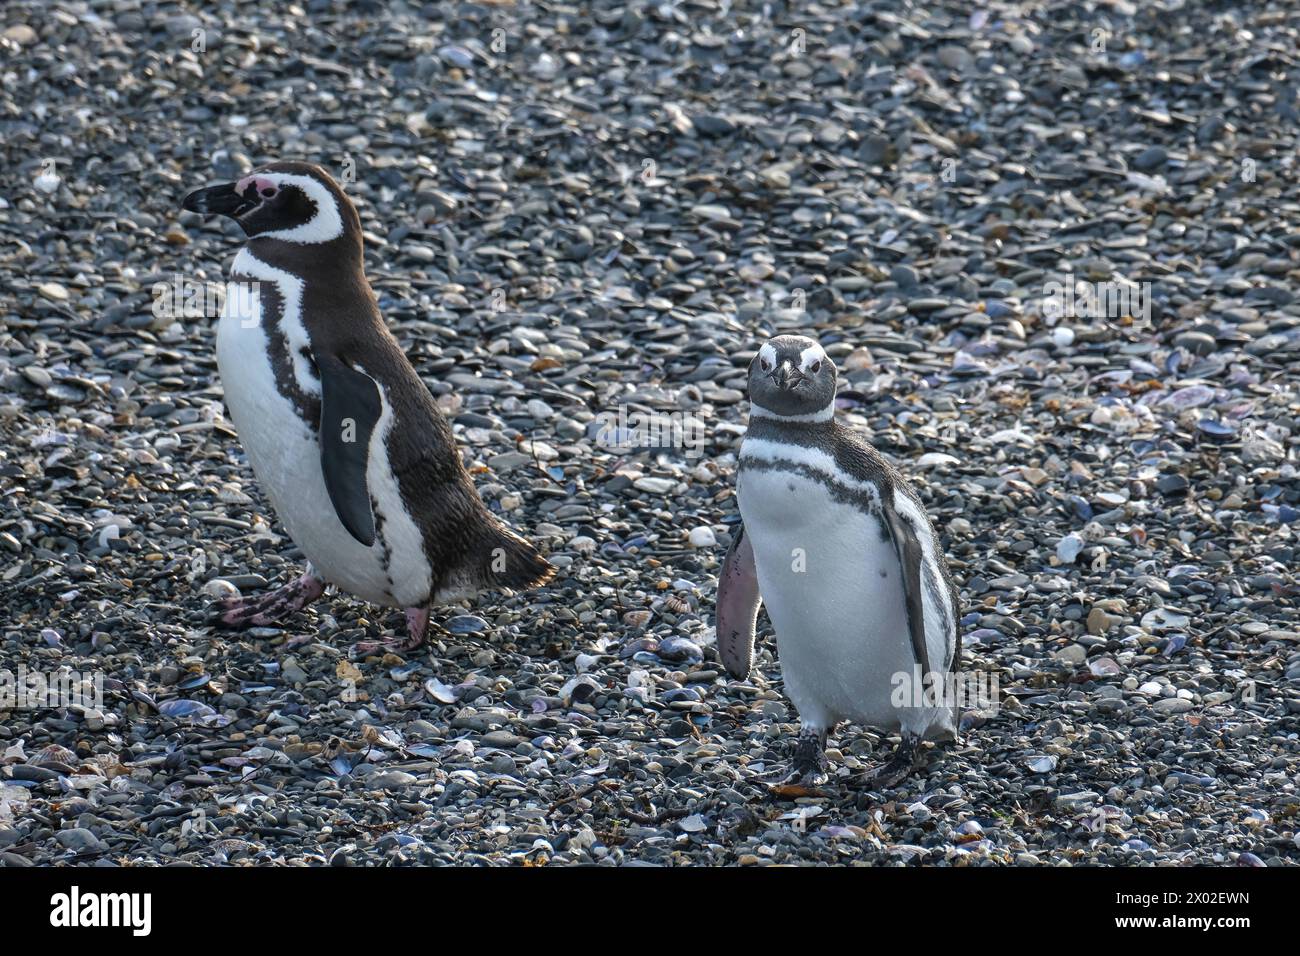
[882,492,931,680]
[318,357,381,547]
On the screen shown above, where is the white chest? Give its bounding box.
[216,255,322,538]
[215,251,431,608]
[737,455,918,732]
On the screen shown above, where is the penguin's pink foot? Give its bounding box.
[351,606,431,656]
[215,572,325,628]
[402,607,431,649]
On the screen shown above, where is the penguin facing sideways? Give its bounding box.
[716,334,961,788]
[181,161,554,651]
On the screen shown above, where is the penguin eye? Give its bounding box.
[810,360,822,374]
[760,358,772,372]
[260,187,278,199]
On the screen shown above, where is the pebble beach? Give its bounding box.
[1,0,1299,866]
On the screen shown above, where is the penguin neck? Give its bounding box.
[245,232,364,278]
[238,232,385,347]
[748,400,835,426]
[746,412,836,445]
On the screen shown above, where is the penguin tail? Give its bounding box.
[478,525,556,593]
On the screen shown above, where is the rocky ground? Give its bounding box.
[2,0,1299,866]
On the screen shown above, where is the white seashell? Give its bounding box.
[916,452,960,469]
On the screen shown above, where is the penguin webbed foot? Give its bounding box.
[214,572,324,629]
[859,734,920,791]
[781,726,830,787]
[351,606,433,656]
[783,765,829,789]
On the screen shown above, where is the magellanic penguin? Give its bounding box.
[716,334,961,788]
[181,161,554,651]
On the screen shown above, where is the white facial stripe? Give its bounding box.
[740,436,880,505]
[231,248,321,397]
[255,173,344,244]
[749,401,835,423]
[759,342,778,369]
[798,342,827,371]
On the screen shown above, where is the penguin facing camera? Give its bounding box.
[717,334,962,788]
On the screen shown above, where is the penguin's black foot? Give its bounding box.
[215,572,324,628]
[859,735,920,791]
[352,606,430,655]
[781,726,829,786]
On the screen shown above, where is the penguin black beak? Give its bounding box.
[773,362,801,391]
[182,182,258,218]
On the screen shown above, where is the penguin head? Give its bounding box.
[182,161,359,245]
[747,334,837,420]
